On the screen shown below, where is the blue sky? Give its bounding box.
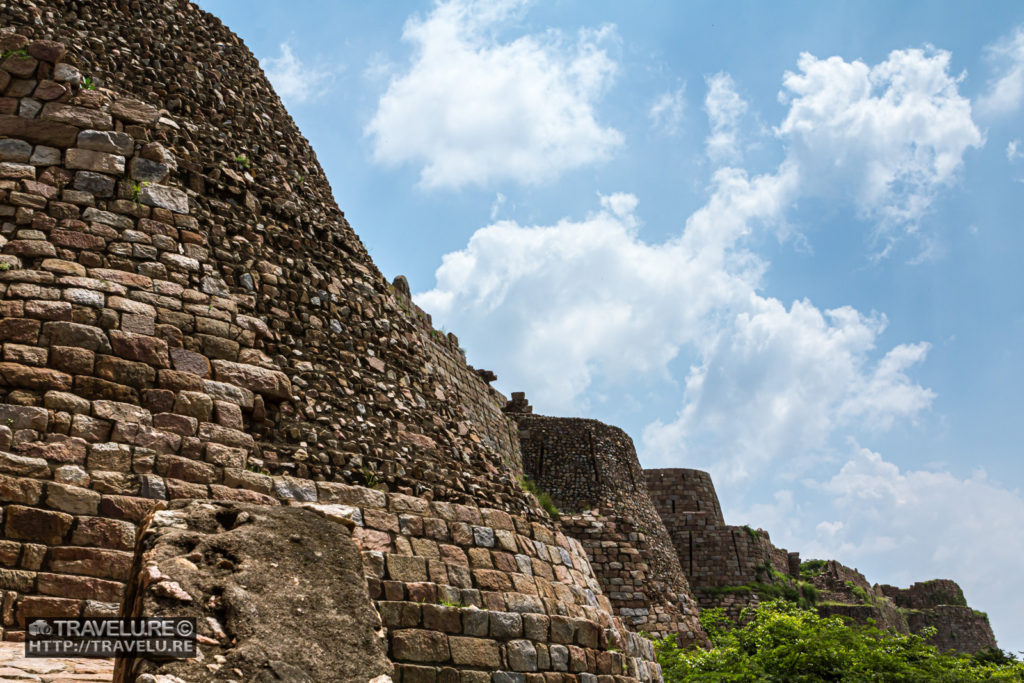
[197,0,1024,654]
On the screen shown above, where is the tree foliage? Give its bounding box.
[656,600,1024,682]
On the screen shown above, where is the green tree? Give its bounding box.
[656,600,1024,682]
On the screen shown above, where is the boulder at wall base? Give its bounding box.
[113,500,392,682]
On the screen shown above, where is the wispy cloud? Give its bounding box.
[1008,139,1022,161]
[978,26,1024,117]
[704,73,748,165]
[260,42,333,104]
[649,85,686,135]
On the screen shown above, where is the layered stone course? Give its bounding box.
[510,411,705,645]
[879,579,966,609]
[644,469,723,528]
[0,0,540,528]
[903,605,997,655]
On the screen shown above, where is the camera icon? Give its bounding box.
[28,620,53,636]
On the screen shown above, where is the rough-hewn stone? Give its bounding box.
[113,501,392,682]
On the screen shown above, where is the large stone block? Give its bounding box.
[211,359,291,400]
[113,501,392,682]
[4,505,73,545]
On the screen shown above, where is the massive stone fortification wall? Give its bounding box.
[645,468,794,594]
[0,3,678,678]
[0,0,531,519]
[646,470,998,655]
[510,408,705,646]
[876,580,997,655]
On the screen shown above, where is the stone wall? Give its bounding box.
[875,579,997,654]
[0,3,679,677]
[645,469,999,655]
[645,468,723,527]
[119,487,664,681]
[879,579,966,609]
[511,412,705,645]
[644,469,794,597]
[903,605,997,655]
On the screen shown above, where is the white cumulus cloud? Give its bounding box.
[366,0,622,189]
[418,47,979,485]
[777,49,983,253]
[807,445,1024,656]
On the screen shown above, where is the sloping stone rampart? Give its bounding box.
[118,487,664,681]
[645,469,794,595]
[510,412,705,646]
[0,0,550,642]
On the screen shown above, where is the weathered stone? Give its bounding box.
[1,53,38,77]
[506,639,539,672]
[0,473,44,504]
[113,501,391,681]
[36,572,123,602]
[92,400,152,425]
[109,330,170,368]
[271,475,316,501]
[73,170,116,197]
[172,391,213,421]
[0,361,72,390]
[110,98,161,125]
[130,156,170,183]
[25,39,65,63]
[0,450,50,477]
[0,161,35,179]
[46,481,102,515]
[169,347,211,377]
[449,636,501,668]
[40,102,113,130]
[77,129,134,155]
[0,138,32,162]
[66,148,125,174]
[4,505,73,545]
[0,114,78,147]
[82,207,135,230]
[391,630,449,663]
[29,144,61,165]
[42,321,111,352]
[0,317,40,344]
[211,359,291,400]
[140,183,189,213]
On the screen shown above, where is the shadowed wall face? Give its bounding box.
[514,414,707,645]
